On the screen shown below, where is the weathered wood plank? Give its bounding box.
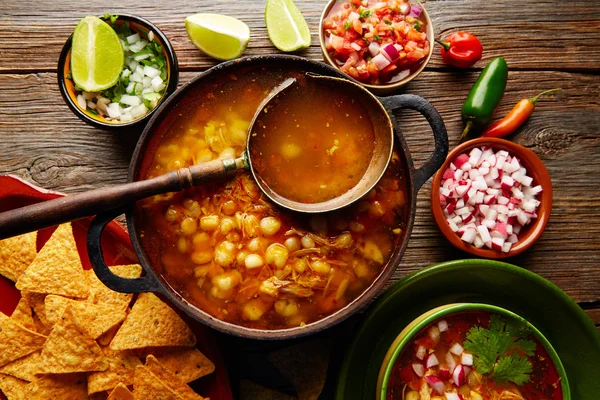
[0,0,599,72]
[0,70,598,305]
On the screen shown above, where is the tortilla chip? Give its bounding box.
[110,293,196,351]
[154,348,214,383]
[0,373,28,400]
[86,265,142,311]
[108,382,134,400]
[22,373,87,399]
[0,351,42,382]
[40,306,108,374]
[87,346,141,395]
[44,295,127,339]
[133,365,183,400]
[0,313,47,368]
[0,231,37,282]
[15,223,88,298]
[145,355,205,400]
[97,324,121,347]
[21,291,49,327]
[33,314,51,336]
[9,296,36,331]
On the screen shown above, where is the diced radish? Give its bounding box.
[438,319,448,332]
[416,345,426,360]
[497,196,509,205]
[454,169,464,180]
[454,154,469,169]
[461,162,472,172]
[473,235,484,248]
[446,352,457,373]
[482,219,496,229]
[462,213,474,223]
[453,364,466,387]
[478,166,489,175]
[429,325,441,344]
[447,218,459,232]
[501,175,514,190]
[456,185,470,197]
[460,229,476,244]
[456,207,470,216]
[468,148,482,166]
[438,368,451,380]
[426,353,439,368]
[513,224,522,235]
[502,242,512,253]
[491,237,505,251]
[443,168,454,180]
[424,375,446,395]
[475,192,484,204]
[412,363,425,377]
[450,162,457,171]
[450,343,464,356]
[452,215,462,225]
[530,185,543,195]
[476,225,492,243]
[445,203,456,216]
[490,167,500,179]
[461,352,473,366]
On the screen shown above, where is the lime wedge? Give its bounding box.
[265,0,311,52]
[185,14,250,61]
[71,16,124,92]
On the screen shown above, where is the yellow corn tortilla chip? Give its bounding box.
[154,348,215,383]
[40,306,108,374]
[32,314,51,336]
[0,231,37,282]
[97,324,121,347]
[86,264,142,311]
[0,351,42,382]
[21,291,49,327]
[87,346,142,395]
[0,313,47,368]
[22,373,87,399]
[110,293,196,351]
[44,295,127,339]
[9,296,36,331]
[108,382,134,400]
[133,365,184,400]
[16,223,88,298]
[0,373,28,400]
[145,355,205,400]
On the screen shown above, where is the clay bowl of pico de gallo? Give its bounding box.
[377,303,570,400]
[320,0,434,94]
[431,137,552,259]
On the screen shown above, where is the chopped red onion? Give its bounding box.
[408,4,423,18]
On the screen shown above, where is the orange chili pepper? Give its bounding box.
[481,88,561,138]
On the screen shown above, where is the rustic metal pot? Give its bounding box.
[87,55,448,340]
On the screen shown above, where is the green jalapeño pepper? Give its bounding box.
[460,57,508,142]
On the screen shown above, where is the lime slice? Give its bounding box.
[71,16,124,92]
[265,0,311,52]
[185,14,250,61]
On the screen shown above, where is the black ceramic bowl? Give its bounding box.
[57,14,178,131]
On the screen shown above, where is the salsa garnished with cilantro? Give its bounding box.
[387,312,563,400]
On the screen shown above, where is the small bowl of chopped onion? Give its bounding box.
[58,14,178,130]
[431,137,553,259]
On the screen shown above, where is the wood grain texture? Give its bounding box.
[1,0,599,72]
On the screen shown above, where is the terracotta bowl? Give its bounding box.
[57,14,178,130]
[431,137,552,259]
[318,0,434,95]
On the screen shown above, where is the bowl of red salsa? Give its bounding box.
[377,303,570,400]
[319,0,433,93]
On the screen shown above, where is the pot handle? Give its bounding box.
[380,94,448,193]
[87,207,162,294]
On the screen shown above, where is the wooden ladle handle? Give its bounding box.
[0,158,238,240]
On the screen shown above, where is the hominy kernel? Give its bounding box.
[275,299,299,317]
[222,200,237,216]
[181,217,197,236]
[192,232,211,250]
[311,260,331,275]
[301,235,315,249]
[349,221,365,232]
[177,237,188,253]
[259,216,281,236]
[368,201,386,218]
[214,241,236,267]
[200,215,220,231]
[236,250,249,266]
[165,207,179,223]
[284,237,301,252]
[244,254,264,269]
[293,258,308,274]
[191,250,213,265]
[220,217,236,235]
[264,244,289,268]
[242,299,268,321]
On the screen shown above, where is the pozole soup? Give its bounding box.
[136,63,409,330]
[250,76,376,204]
[387,311,564,400]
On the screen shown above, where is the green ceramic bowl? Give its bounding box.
[376,303,570,400]
[336,259,600,400]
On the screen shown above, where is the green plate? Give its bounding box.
[336,259,600,400]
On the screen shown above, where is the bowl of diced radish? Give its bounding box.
[431,137,552,258]
[58,14,178,130]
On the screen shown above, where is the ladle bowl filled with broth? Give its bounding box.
[87,55,448,339]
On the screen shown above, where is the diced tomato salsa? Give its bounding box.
[322,0,430,85]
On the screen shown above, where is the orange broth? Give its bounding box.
[250,77,375,203]
[136,65,409,330]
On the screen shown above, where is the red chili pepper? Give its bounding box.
[436,32,483,68]
[481,88,562,138]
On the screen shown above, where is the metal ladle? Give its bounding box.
[0,73,436,239]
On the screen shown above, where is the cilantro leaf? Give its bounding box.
[492,355,533,385]
[359,8,372,19]
[463,316,535,385]
[343,21,352,31]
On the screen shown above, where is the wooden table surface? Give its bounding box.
[1,0,599,397]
